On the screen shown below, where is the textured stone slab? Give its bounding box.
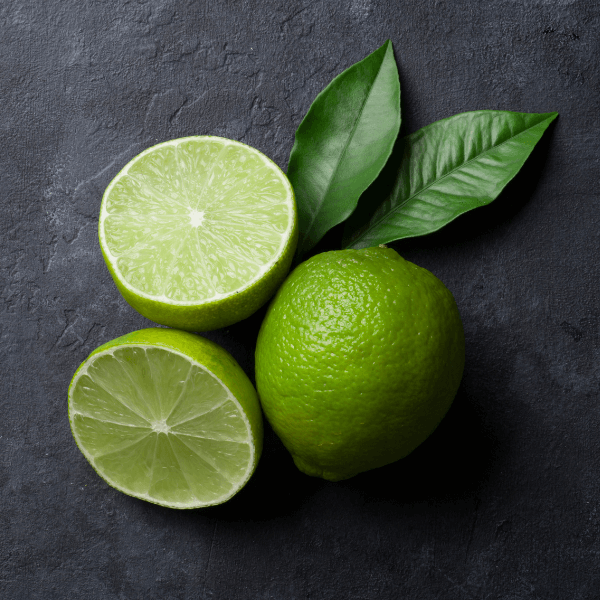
[1,1,599,598]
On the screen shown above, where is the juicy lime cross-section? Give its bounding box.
[68,328,263,508]
[99,137,297,331]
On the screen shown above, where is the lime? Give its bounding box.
[255,247,464,481]
[99,136,297,331]
[68,328,263,508]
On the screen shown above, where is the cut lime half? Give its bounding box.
[99,136,297,331]
[68,328,263,508]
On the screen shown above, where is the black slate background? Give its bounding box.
[1,1,599,598]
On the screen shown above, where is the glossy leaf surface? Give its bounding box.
[343,110,558,249]
[287,40,401,260]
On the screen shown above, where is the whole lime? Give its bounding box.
[255,247,464,481]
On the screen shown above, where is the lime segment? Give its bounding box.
[68,328,262,508]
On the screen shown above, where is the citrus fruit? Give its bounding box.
[255,246,464,481]
[99,136,297,331]
[68,328,263,508]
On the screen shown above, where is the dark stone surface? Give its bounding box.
[1,0,599,598]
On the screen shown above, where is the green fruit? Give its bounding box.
[255,247,464,481]
[68,328,263,508]
[99,136,297,331]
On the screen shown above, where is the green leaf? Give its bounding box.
[287,40,401,260]
[342,110,558,249]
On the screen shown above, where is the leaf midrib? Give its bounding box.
[349,114,554,245]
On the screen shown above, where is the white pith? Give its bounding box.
[98,136,295,305]
[188,209,205,228]
[68,344,256,509]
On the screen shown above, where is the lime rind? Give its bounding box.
[68,330,262,509]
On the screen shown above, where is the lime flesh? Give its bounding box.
[99,136,297,331]
[68,328,263,508]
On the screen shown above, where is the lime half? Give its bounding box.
[99,136,297,331]
[68,328,263,508]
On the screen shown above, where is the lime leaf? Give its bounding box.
[342,110,558,249]
[287,40,401,260]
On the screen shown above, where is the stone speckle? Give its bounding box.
[1,0,599,598]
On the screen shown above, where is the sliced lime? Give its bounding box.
[68,328,263,508]
[99,136,297,331]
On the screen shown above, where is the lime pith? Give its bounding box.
[99,136,297,331]
[68,328,263,508]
